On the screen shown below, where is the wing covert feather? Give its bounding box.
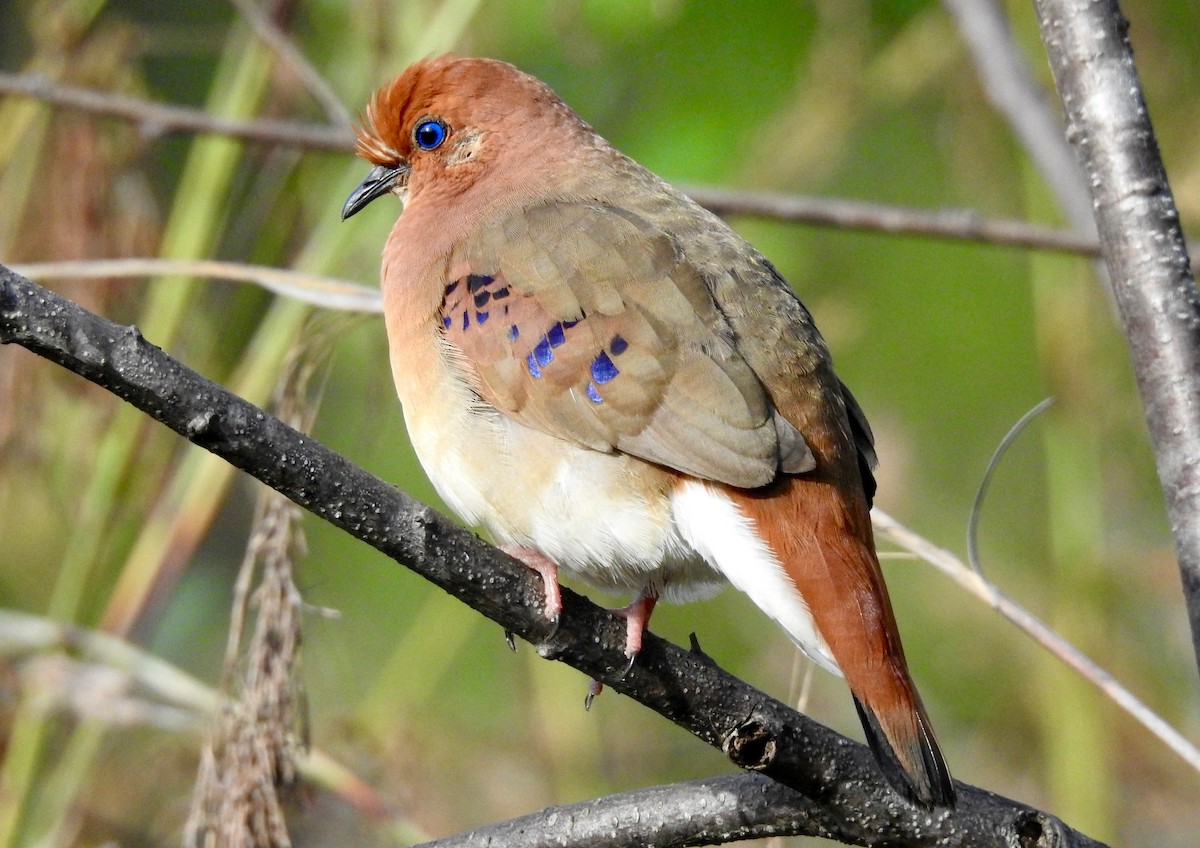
[440,201,813,487]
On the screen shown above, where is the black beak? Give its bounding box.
[342,162,410,220]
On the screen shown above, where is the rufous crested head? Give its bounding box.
[342,56,597,220]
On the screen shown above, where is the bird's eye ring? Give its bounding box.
[413,118,448,151]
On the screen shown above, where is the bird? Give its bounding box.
[341,55,955,808]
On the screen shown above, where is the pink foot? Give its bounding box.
[585,590,659,707]
[500,545,563,624]
[614,592,658,663]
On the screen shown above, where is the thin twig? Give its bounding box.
[1033,0,1200,682]
[684,185,1108,256]
[0,71,353,151]
[11,259,382,313]
[0,610,218,713]
[873,509,1200,775]
[227,0,353,129]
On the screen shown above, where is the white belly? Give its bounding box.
[393,346,835,672]
[403,394,725,602]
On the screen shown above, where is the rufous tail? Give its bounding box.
[730,477,956,808]
[854,689,954,807]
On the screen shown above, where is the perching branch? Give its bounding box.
[1032,0,1200,683]
[0,267,1109,848]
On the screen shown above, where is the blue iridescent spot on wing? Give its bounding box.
[547,322,566,347]
[473,290,491,308]
[533,337,554,367]
[590,351,619,384]
[444,281,459,295]
[492,286,510,300]
[462,311,469,331]
[507,325,519,341]
[467,274,494,292]
[442,316,452,330]
[586,382,603,403]
[562,318,579,329]
[610,334,629,355]
[476,310,489,324]
[526,352,542,378]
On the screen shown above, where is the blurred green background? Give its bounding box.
[1,0,1198,845]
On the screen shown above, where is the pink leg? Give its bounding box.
[500,545,563,623]
[614,591,658,661]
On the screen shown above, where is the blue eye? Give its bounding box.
[414,119,447,151]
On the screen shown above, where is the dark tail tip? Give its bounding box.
[853,695,956,809]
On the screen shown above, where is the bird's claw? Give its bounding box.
[584,679,603,710]
[582,649,636,711]
[621,650,637,678]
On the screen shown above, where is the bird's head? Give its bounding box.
[342,56,593,221]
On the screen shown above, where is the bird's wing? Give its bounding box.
[442,200,815,488]
[838,377,878,505]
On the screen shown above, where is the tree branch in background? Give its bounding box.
[942,0,1096,233]
[683,185,1103,255]
[11,259,383,313]
[413,774,831,848]
[227,0,353,129]
[5,70,1198,270]
[0,266,1108,847]
[1033,0,1200,683]
[409,771,1077,848]
[0,71,354,151]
